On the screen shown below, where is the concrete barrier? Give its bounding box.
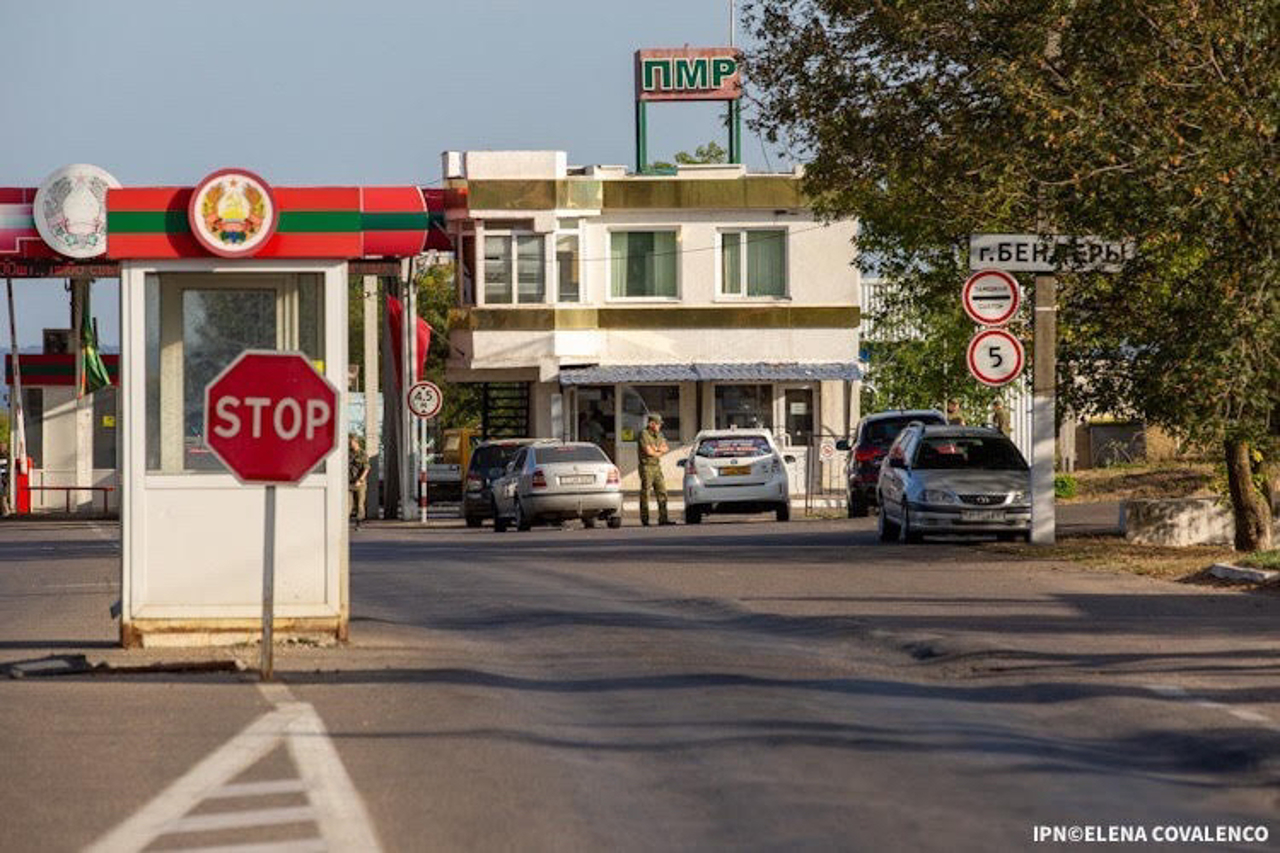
[1123,498,1235,546]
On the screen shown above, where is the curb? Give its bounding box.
[1209,563,1279,584]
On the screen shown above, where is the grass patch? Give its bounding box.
[1239,550,1280,571]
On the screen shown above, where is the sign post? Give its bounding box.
[204,351,340,680]
[407,381,443,523]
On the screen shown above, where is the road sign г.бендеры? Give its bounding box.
[967,329,1025,387]
[962,269,1021,326]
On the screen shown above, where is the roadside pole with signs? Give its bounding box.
[407,380,443,523]
[204,351,340,680]
[968,234,1129,545]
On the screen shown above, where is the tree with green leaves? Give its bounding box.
[651,140,729,171]
[746,0,1279,549]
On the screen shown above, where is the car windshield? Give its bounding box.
[695,436,772,458]
[471,444,523,473]
[912,436,1028,471]
[533,445,609,464]
[863,416,943,446]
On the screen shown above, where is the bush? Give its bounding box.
[1054,474,1078,499]
[1240,550,1280,571]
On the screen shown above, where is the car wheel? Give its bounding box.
[848,491,869,518]
[775,502,791,522]
[465,516,482,529]
[685,505,703,525]
[877,497,899,542]
[606,514,623,529]
[583,516,597,529]
[846,490,857,518]
[515,500,532,532]
[899,506,922,544]
[493,514,508,533]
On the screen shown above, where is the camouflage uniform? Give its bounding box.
[637,420,670,525]
[992,404,1011,436]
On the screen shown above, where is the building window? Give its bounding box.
[484,234,545,304]
[575,385,616,460]
[556,234,580,303]
[610,231,678,299]
[715,384,774,431]
[621,384,680,442]
[720,229,787,297]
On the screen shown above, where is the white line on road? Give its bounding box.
[1145,684,1275,729]
[84,684,382,853]
[152,841,328,853]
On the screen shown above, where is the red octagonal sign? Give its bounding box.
[204,351,340,484]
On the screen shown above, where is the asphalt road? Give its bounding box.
[1,515,1278,852]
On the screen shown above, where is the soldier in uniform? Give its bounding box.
[637,413,674,526]
[992,399,1011,436]
[946,399,966,425]
[348,435,370,529]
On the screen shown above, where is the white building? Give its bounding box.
[443,151,863,489]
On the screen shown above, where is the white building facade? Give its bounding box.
[444,151,862,490]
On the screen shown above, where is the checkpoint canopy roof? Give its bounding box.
[557,362,863,385]
[1,164,449,273]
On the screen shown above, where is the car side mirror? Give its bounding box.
[677,459,687,468]
[835,439,850,452]
[784,455,797,464]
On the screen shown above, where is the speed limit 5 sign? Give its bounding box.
[967,328,1025,387]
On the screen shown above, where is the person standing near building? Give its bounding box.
[992,399,1011,436]
[348,434,370,529]
[637,413,673,526]
[946,399,966,425]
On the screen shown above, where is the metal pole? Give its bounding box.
[261,484,277,680]
[636,101,648,174]
[400,258,416,521]
[6,278,27,511]
[1031,274,1056,544]
[362,275,380,521]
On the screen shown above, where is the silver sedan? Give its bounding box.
[491,442,624,531]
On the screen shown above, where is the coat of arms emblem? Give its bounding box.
[33,164,121,259]
[189,169,278,257]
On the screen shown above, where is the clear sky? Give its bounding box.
[0,0,783,349]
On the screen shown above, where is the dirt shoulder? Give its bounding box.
[1061,462,1216,504]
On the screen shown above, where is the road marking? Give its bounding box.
[85,684,381,853]
[1229,709,1272,724]
[1145,684,1275,729]
[153,842,327,853]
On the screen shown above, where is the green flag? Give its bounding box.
[80,302,111,396]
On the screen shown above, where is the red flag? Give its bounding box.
[387,295,433,389]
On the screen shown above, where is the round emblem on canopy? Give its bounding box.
[33,164,121,259]
[188,169,278,258]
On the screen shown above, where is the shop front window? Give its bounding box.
[575,385,616,459]
[621,385,680,441]
[784,388,814,446]
[715,384,773,431]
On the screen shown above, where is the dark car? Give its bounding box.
[837,409,947,517]
[462,438,548,527]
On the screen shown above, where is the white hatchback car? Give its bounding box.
[680,429,794,524]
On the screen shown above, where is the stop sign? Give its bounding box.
[204,350,340,484]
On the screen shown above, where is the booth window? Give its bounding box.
[20,388,43,468]
[145,273,325,474]
[720,230,787,298]
[715,384,774,430]
[610,231,678,298]
[574,385,616,459]
[484,234,545,304]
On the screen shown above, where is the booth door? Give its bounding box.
[131,270,342,622]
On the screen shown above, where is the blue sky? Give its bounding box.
[1,0,782,349]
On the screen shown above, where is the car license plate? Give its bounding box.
[559,475,595,485]
[962,510,1005,522]
[720,466,751,476]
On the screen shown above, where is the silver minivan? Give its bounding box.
[877,424,1031,543]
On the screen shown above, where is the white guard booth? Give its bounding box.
[120,260,348,646]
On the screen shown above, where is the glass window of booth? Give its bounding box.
[145,273,325,474]
[620,385,680,442]
[574,385,616,459]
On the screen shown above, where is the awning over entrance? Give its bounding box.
[557,362,862,385]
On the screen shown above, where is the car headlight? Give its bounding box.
[921,489,960,505]
[1009,491,1028,504]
